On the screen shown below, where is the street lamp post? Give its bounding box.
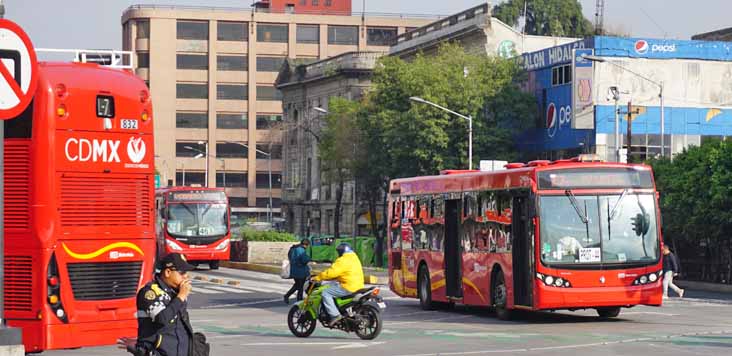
[184,144,210,187]
[226,141,273,223]
[582,55,666,158]
[409,97,473,170]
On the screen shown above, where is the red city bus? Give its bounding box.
[388,156,663,319]
[155,187,230,269]
[3,51,155,352]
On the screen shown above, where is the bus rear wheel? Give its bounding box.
[492,271,512,321]
[418,266,436,310]
[596,307,621,318]
[209,260,220,270]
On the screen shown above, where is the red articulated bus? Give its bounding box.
[3,50,155,352]
[155,187,230,270]
[388,155,663,319]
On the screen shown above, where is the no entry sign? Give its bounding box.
[0,19,38,120]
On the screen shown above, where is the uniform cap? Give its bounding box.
[159,253,195,272]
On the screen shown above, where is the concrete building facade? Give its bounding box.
[276,51,381,237]
[121,4,430,221]
[517,36,732,162]
[389,3,578,60]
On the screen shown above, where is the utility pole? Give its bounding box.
[627,101,633,163]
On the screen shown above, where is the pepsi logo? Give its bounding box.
[635,40,649,54]
[546,103,572,139]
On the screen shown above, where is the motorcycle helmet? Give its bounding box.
[336,243,353,257]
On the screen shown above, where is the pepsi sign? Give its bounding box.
[635,39,676,54]
[634,40,649,54]
[546,103,572,138]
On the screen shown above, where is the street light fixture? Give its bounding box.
[184,143,209,187]
[582,54,666,158]
[225,141,273,223]
[313,107,328,115]
[409,96,473,170]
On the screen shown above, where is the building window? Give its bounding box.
[176,112,208,128]
[257,144,282,159]
[176,142,206,157]
[257,114,283,129]
[551,64,572,86]
[299,0,307,5]
[328,25,358,45]
[137,52,149,68]
[177,20,208,40]
[176,83,208,99]
[217,21,247,41]
[216,142,248,158]
[367,27,397,46]
[257,57,285,72]
[176,171,205,186]
[256,198,282,208]
[312,0,319,6]
[325,0,332,6]
[217,113,248,129]
[257,24,288,43]
[217,55,248,71]
[217,84,248,100]
[297,25,319,44]
[256,86,283,101]
[256,173,282,188]
[136,20,150,39]
[217,172,247,188]
[177,54,208,70]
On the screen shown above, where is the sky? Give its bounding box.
[6,0,731,50]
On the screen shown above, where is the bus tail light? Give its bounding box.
[536,273,572,288]
[141,110,150,122]
[47,254,68,323]
[55,84,67,98]
[214,239,229,250]
[56,104,67,118]
[633,271,663,285]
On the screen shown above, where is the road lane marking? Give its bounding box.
[205,285,254,294]
[200,298,284,309]
[387,314,474,326]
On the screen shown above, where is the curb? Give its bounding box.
[676,279,732,294]
[220,260,389,285]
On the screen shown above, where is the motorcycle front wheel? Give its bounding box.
[354,304,383,340]
[287,305,316,337]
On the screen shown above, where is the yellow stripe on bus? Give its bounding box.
[62,242,145,260]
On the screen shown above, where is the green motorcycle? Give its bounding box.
[287,279,385,340]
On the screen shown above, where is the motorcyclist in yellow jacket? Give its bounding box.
[313,243,364,326]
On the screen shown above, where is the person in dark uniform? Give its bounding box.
[119,253,194,356]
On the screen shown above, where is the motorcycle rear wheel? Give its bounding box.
[354,304,382,340]
[287,305,316,337]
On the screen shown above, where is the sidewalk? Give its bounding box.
[221,261,389,285]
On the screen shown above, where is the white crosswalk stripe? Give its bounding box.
[190,278,289,295]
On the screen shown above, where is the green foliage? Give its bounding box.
[241,229,298,242]
[648,139,732,283]
[493,0,594,38]
[368,43,536,178]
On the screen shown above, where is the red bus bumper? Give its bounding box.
[182,248,229,262]
[535,282,663,310]
[9,318,136,353]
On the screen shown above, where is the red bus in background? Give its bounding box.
[3,51,155,352]
[388,155,663,320]
[155,187,230,270]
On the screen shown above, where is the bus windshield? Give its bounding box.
[539,193,659,266]
[166,203,228,238]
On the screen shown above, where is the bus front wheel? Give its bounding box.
[418,266,436,310]
[492,271,512,321]
[596,307,621,318]
[209,260,220,270]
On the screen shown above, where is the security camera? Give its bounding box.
[606,86,620,102]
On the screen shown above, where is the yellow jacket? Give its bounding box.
[314,252,364,292]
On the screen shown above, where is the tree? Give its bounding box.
[318,97,361,239]
[358,43,537,264]
[493,0,594,38]
[649,139,732,284]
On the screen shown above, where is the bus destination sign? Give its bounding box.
[170,191,226,202]
[538,168,654,190]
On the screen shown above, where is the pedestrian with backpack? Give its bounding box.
[284,239,311,304]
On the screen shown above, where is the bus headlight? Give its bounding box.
[544,276,554,286]
[215,239,229,250]
[166,239,183,251]
[648,273,658,282]
[536,273,572,288]
[633,271,662,285]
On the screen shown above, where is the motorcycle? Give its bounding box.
[287,278,386,340]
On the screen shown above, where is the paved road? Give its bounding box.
[45,268,732,355]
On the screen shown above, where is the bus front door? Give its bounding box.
[511,193,533,307]
[444,199,463,298]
